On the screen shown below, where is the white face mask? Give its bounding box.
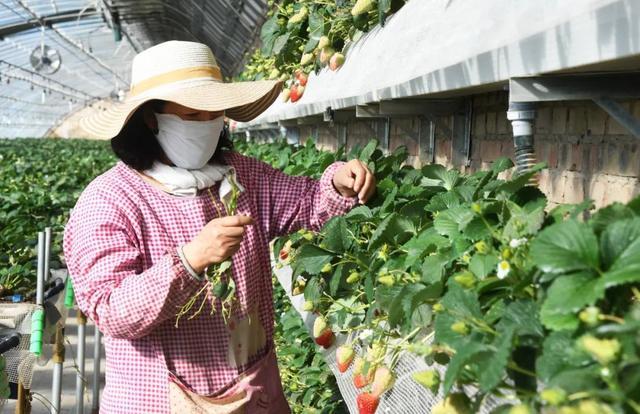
[154,112,225,170]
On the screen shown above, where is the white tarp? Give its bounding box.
[243,0,640,126]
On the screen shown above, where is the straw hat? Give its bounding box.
[79,40,282,139]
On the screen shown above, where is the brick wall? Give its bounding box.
[282,91,640,209]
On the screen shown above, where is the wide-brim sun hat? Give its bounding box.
[79,40,282,139]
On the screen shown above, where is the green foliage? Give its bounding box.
[0,138,116,294]
[239,137,640,413]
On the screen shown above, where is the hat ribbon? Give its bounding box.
[130,66,223,97]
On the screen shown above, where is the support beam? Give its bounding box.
[509,74,640,103]
[510,74,640,139]
[0,8,99,38]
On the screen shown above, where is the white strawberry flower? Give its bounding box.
[497,260,511,279]
[509,238,528,248]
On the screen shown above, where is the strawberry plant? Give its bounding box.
[234,137,640,413]
[238,0,408,101]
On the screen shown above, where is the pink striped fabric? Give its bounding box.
[63,151,356,413]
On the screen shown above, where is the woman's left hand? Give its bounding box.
[332,159,376,204]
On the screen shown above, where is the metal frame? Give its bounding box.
[509,73,640,138]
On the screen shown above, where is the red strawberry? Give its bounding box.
[371,365,395,397]
[329,53,345,71]
[313,316,334,349]
[356,393,379,414]
[294,70,308,86]
[279,249,288,261]
[290,85,305,103]
[336,345,355,373]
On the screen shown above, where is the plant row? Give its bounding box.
[0,138,117,297]
[234,137,640,414]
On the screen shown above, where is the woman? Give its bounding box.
[63,40,375,413]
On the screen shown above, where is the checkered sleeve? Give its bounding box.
[256,159,358,240]
[63,185,203,339]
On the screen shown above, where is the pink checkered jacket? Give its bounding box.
[63,151,356,413]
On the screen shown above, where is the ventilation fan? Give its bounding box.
[30,44,62,75]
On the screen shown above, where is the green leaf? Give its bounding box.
[329,264,345,296]
[536,331,594,383]
[322,216,352,253]
[540,272,604,330]
[345,205,373,221]
[272,33,291,55]
[478,328,514,392]
[434,206,474,238]
[441,283,482,320]
[499,300,544,338]
[368,213,416,249]
[303,276,325,303]
[469,254,499,280]
[491,157,514,174]
[402,228,446,268]
[421,254,449,284]
[600,217,640,271]
[590,202,636,234]
[530,220,600,274]
[443,340,486,394]
[359,139,378,163]
[421,165,461,190]
[306,10,324,50]
[295,244,334,274]
[260,15,281,55]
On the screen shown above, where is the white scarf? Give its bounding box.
[143,161,245,202]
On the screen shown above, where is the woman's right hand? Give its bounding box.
[182,215,254,274]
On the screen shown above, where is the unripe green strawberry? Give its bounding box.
[377,244,389,261]
[371,365,395,397]
[453,271,475,288]
[579,335,620,365]
[377,275,395,287]
[501,247,512,260]
[508,405,532,414]
[413,369,440,393]
[432,303,444,312]
[302,230,314,241]
[433,393,471,414]
[579,306,601,326]
[302,300,314,311]
[318,36,330,50]
[300,53,314,66]
[474,240,489,254]
[321,263,332,273]
[351,0,375,16]
[471,203,482,214]
[451,321,469,335]
[280,88,291,102]
[347,272,361,284]
[540,388,567,406]
[336,345,355,373]
[268,68,280,79]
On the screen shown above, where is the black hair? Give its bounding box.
[110,100,233,171]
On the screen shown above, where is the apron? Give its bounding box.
[160,306,291,414]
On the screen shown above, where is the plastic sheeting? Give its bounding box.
[244,0,640,127]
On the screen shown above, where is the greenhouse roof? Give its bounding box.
[0,0,267,138]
